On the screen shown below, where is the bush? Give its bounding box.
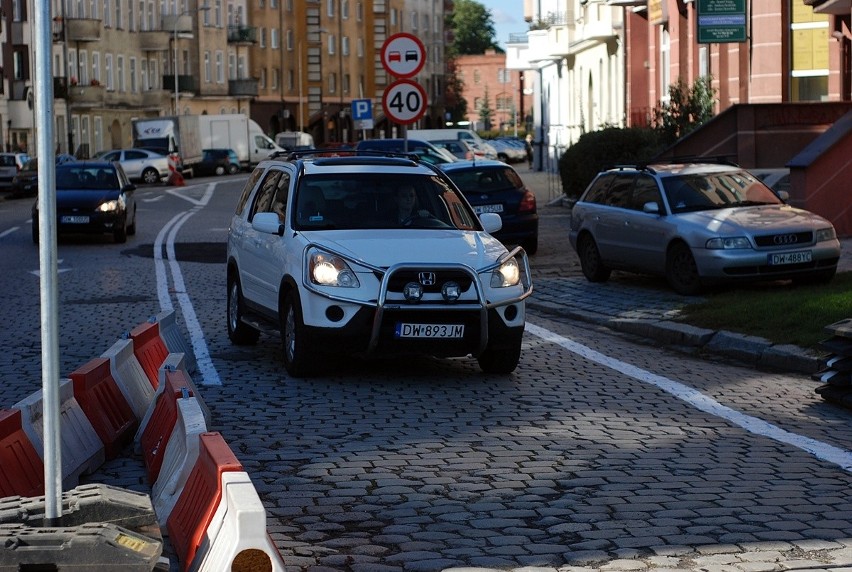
[557,127,666,199]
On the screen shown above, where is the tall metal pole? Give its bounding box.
[34,0,62,521]
[298,41,304,133]
[338,0,344,143]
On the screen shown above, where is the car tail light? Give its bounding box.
[518,189,536,213]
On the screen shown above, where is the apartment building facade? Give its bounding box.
[5,0,450,155]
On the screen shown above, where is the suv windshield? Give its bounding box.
[291,173,479,231]
[662,171,783,213]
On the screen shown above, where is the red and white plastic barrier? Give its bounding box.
[102,337,156,421]
[127,320,170,390]
[151,396,207,526]
[69,357,138,459]
[189,471,285,572]
[13,379,104,489]
[152,311,198,376]
[167,154,185,186]
[0,409,44,498]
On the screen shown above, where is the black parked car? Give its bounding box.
[31,161,137,244]
[196,148,241,176]
[11,154,77,197]
[439,159,539,255]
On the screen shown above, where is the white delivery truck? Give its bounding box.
[274,131,315,151]
[198,114,284,168]
[131,115,204,176]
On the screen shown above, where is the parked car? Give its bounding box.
[354,139,458,164]
[0,153,27,190]
[226,150,532,376]
[569,161,841,295]
[10,154,76,196]
[750,168,791,196]
[439,159,539,255]
[431,139,475,160]
[93,148,169,184]
[31,161,137,243]
[196,148,241,176]
[488,139,527,163]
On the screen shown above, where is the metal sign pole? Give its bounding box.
[34,0,62,521]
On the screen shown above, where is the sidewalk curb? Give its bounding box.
[527,299,825,375]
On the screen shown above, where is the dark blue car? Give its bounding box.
[31,161,137,244]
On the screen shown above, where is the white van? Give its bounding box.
[407,129,497,160]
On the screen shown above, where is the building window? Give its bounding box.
[216,51,224,83]
[790,1,829,102]
[342,36,349,56]
[104,54,115,91]
[130,57,137,92]
[92,52,101,83]
[328,34,335,55]
[80,51,89,84]
[272,68,279,89]
[271,28,279,49]
[286,29,293,50]
[329,72,336,94]
[342,0,348,19]
[115,0,122,28]
[327,0,334,17]
[205,51,211,82]
[117,55,125,92]
[259,28,266,48]
[259,68,266,88]
[287,68,294,91]
[229,52,236,80]
[357,38,363,58]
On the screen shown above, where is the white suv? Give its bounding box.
[226,152,533,377]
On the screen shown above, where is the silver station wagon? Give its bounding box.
[569,162,841,295]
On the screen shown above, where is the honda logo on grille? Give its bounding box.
[419,272,436,286]
[773,234,799,245]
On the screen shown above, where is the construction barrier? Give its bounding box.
[128,320,169,390]
[138,369,197,483]
[166,154,186,187]
[102,337,156,421]
[151,397,207,526]
[0,522,162,570]
[69,357,138,459]
[189,471,285,572]
[136,355,189,449]
[14,378,104,489]
[0,409,44,498]
[152,311,198,375]
[167,432,242,571]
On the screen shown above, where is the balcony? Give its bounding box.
[66,18,102,42]
[162,14,194,34]
[227,25,257,44]
[139,30,170,51]
[162,75,198,93]
[229,78,259,97]
[68,84,105,105]
[141,89,170,108]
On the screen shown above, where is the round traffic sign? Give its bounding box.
[382,79,428,125]
[380,33,426,79]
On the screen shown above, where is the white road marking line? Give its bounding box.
[155,183,221,385]
[0,226,19,238]
[525,321,852,473]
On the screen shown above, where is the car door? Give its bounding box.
[239,167,293,312]
[591,173,636,265]
[618,174,669,273]
[120,150,148,179]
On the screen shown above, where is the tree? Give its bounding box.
[446,0,503,57]
[478,85,494,130]
[443,58,468,124]
[653,76,716,143]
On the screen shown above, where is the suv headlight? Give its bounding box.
[815,227,836,242]
[706,237,750,249]
[491,256,520,287]
[309,251,360,287]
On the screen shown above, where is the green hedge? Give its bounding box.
[557,127,666,199]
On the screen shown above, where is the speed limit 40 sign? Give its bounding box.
[382,79,428,125]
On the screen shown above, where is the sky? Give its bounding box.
[485,0,528,49]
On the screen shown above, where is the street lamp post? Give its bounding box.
[173,5,210,115]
